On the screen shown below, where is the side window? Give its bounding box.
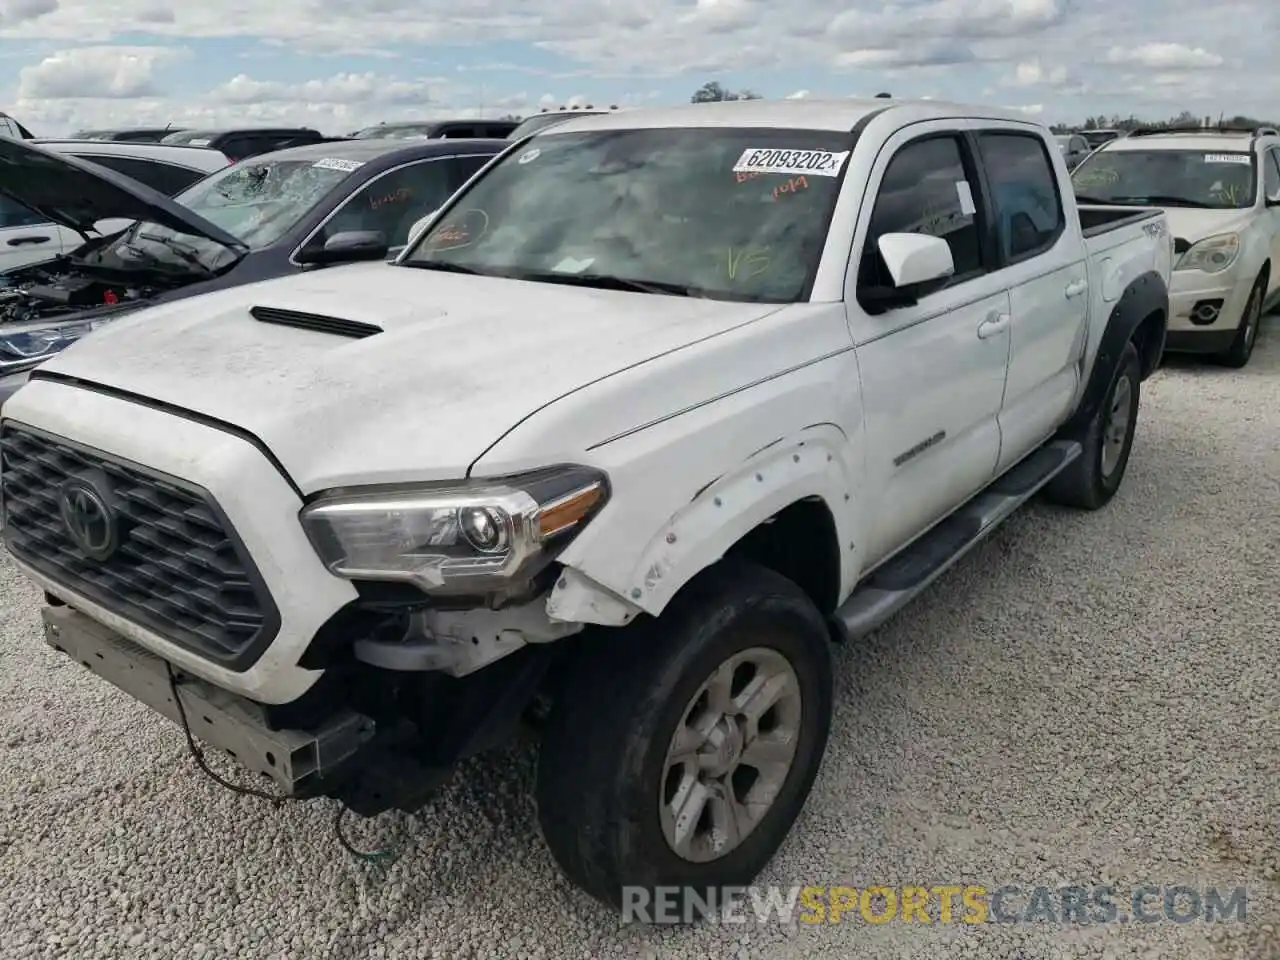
[441,126,477,139]
[858,135,983,292]
[447,154,491,189]
[0,195,50,228]
[318,161,455,249]
[1263,148,1280,199]
[72,155,205,196]
[977,132,1064,262]
[217,137,253,160]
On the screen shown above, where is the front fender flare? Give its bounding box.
[550,423,859,624]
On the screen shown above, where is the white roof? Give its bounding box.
[31,138,231,172]
[1104,131,1277,154]
[534,97,1043,135]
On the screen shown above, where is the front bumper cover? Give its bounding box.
[42,603,375,796]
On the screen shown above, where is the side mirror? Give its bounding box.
[878,233,954,289]
[296,230,389,266]
[406,210,439,248]
[1267,192,1280,207]
[859,233,955,313]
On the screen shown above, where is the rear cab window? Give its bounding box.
[977,131,1065,262]
[402,127,854,303]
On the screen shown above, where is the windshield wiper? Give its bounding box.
[399,260,489,275]
[1073,194,1114,205]
[1105,195,1214,209]
[506,270,701,297]
[133,233,216,276]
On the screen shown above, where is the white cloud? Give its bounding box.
[0,0,56,26]
[17,45,184,99]
[786,89,810,99]
[1009,59,1068,87]
[1104,43,1224,70]
[208,72,447,106]
[2,0,1277,135]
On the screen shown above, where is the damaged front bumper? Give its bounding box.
[40,601,560,817]
[43,603,376,796]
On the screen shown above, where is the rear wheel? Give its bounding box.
[1045,340,1141,510]
[1216,276,1264,369]
[535,560,833,919]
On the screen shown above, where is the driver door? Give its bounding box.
[844,124,1012,568]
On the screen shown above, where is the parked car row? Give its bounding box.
[0,98,1175,919]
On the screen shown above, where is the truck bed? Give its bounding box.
[1077,203,1162,239]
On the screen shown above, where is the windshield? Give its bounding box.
[507,113,600,139]
[112,156,358,273]
[403,126,851,302]
[1072,149,1257,208]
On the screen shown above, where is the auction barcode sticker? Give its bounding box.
[1203,153,1251,165]
[733,147,850,178]
[313,157,365,172]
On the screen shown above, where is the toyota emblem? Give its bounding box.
[59,478,118,560]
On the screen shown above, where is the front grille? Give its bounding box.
[0,422,278,670]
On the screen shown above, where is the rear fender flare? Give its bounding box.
[1061,269,1167,437]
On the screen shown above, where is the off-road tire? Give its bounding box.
[535,559,833,919]
[1216,275,1265,369]
[1044,339,1142,510]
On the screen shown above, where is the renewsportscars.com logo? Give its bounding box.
[622,884,1251,926]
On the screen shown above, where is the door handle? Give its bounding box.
[977,312,1009,339]
[6,236,50,246]
[1064,278,1087,298]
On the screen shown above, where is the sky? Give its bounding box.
[1,0,1278,137]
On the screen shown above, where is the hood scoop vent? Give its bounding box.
[250,305,382,339]
[1173,237,1191,255]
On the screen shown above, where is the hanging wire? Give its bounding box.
[165,663,404,864]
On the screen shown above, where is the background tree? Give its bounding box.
[691,81,762,102]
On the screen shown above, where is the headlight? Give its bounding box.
[0,319,107,373]
[299,466,609,595]
[1175,233,1239,273]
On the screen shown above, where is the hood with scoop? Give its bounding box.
[0,136,246,250]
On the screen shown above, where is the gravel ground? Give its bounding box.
[1,320,1277,960]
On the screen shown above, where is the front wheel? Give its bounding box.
[1216,277,1265,369]
[1044,339,1142,510]
[535,560,833,919]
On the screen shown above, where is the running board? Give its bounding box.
[832,439,1082,641]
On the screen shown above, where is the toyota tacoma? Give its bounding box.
[1,98,1171,916]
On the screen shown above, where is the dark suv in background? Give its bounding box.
[159,127,338,160]
[352,119,518,140]
[67,128,189,143]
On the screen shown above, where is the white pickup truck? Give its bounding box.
[1,99,1171,916]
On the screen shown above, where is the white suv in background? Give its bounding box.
[1070,125,1280,367]
[0,140,230,273]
